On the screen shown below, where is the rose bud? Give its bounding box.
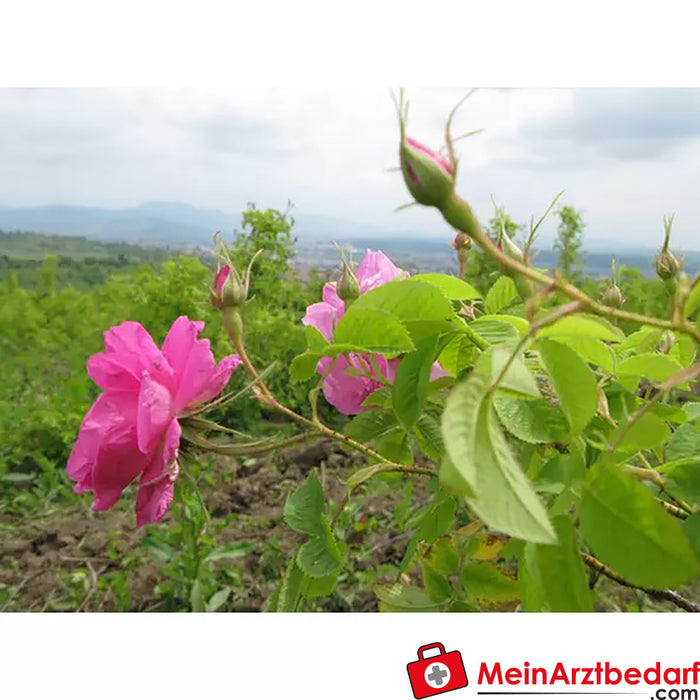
[601,282,625,308]
[452,231,472,267]
[655,247,680,281]
[399,136,456,208]
[337,261,360,305]
[210,264,246,310]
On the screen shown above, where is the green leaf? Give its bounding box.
[670,335,697,367]
[684,403,700,421]
[374,583,446,612]
[462,562,520,604]
[466,401,557,543]
[532,451,586,495]
[373,426,413,465]
[284,471,324,536]
[393,335,440,430]
[580,462,698,588]
[552,335,615,373]
[305,325,327,352]
[412,273,481,300]
[350,279,456,325]
[521,515,593,612]
[538,338,597,435]
[205,542,256,562]
[668,422,700,462]
[612,413,670,453]
[485,275,518,314]
[206,587,231,612]
[664,458,700,503]
[297,516,343,578]
[616,353,683,383]
[422,536,459,574]
[620,327,663,354]
[494,395,568,444]
[274,558,305,612]
[438,334,477,376]
[421,563,452,602]
[479,345,540,398]
[683,512,700,559]
[289,352,321,382]
[482,314,530,337]
[470,317,519,345]
[415,413,446,461]
[189,579,205,612]
[301,572,339,599]
[684,281,700,319]
[539,314,624,342]
[333,308,414,354]
[344,408,396,443]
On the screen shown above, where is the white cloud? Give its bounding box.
[0,87,699,248]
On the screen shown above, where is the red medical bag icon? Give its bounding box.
[407,642,468,698]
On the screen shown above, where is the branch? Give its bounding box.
[582,553,700,613]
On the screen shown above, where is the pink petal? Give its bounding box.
[406,136,455,175]
[103,321,173,388]
[302,302,338,342]
[356,249,408,293]
[321,282,345,315]
[137,375,174,454]
[161,316,220,413]
[87,352,141,394]
[136,419,181,526]
[189,355,242,406]
[321,353,392,415]
[214,265,230,296]
[85,393,151,511]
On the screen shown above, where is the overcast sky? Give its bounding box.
[2,87,700,248]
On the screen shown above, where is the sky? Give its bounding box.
[2,87,700,248]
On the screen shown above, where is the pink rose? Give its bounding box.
[302,249,446,415]
[67,316,242,525]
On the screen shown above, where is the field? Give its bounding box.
[2,205,700,613]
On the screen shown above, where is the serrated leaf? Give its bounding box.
[301,572,338,599]
[482,314,530,337]
[422,536,459,574]
[532,450,586,495]
[668,422,700,462]
[684,281,700,319]
[494,395,568,444]
[580,462,698,588]
[289,352,321,382]
[538,338,597,435]
[284,471,324,536]
[344,408,396,443]
[274,558,304,612]
[466,401,556,544]
[539,314,624,342]
[421,563,452,602]
[485,275,518,314]
[393,335,440,430]
[415,413,446,461]
[478,345,540,398]
[297,516,343,578]
[620,327,663,354]
[462,562,520,604]
[412,273,481,300]
[670,335,697,367]
[521,515,593,612]
[334,308,414,354]
[350,279,456,325]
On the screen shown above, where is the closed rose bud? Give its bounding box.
[655,247,680,281]
[601,282,624,308]
[452,231,472,266]
[497,230,525,265]
[400,136,456,208]
[337,262,360,304]
[210,264,246,310]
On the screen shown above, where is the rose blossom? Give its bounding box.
[302,249,445,415]
[67,316,242,525]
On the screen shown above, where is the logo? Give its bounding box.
[407,642,469,698]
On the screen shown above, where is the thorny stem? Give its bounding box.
[582,553,700,612]
[441,192,700,345]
